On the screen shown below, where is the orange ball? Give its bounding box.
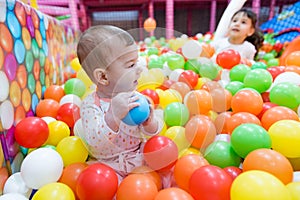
[170,82,191,99]
[130,166,162,190]
[174,154,209,192]
[214,111,232,134]
[285,51,300,66]
[227,112,261,134]
[154,187,194,200]
[36,99,60,118]
[243,149,293,184]
[261,106,299,130]
[184,90,213,115]
[210,88,232,113]
[144,17,157,32]
[231,89,263,116]
[44,85,65,102]
[59,162,88,196]
[285,65,300,75]
[116,174,158,200]
[185,115,216,149]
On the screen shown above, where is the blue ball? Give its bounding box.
[122,94,150,126]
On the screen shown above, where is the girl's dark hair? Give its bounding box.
[233,8,264,57]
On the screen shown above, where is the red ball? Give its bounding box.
[56,103,80,128]
[140,89,160,105]
[223,166,242,180]
[14,117,49,148]
[178,70,199,89]
[76,163,118,200]
[143,136,178,172]
[216,49,241,69]
[189,165,233,200]
[267,66,285,80]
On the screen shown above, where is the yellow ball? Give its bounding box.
[286,182,300,200]
[32,182,75,200]
[56,136,89,167]
[268,120,300,158]
[46,121,70,146]
[163,126,190,153]
[231,170,292,200]
[70,58,81,72]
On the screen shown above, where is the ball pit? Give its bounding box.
[1,2,300,198]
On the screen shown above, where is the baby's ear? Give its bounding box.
[248,27,255,36]
[93,68,109,85]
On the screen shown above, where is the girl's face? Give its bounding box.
[103,43,142,96]
[228,12,254,43]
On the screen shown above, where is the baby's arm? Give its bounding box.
[214,0,247,40]
[141,107,164,136]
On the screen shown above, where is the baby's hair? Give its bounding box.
[77,25,135,81]
[232,8,264,57]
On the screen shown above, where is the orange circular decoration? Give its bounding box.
[17,64,27,89]
[10,81,21,107]
[15,106,26,125]
[0,47,3,69]
[22,27,31,50]
[15,1,26,26]
[31,9,40,29]
[22,88,31,112]
[35,81,42,99]
[0,23,13,52]
[45,75,50,88]
[285,51,300,66]
[144,17,157,32]
[35,29,42,48]
[44,85,65,102]
[33,60,40,80]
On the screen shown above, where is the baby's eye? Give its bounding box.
[128,63,136,68]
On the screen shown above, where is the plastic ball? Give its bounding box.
[164,102,189,127]
[216,49,241,69]
[185,115,216,149]
[130,166,162,190]
[155,187,194,200]
[56,103,81,128]
[32,182,75,200]
[15,117,49,148]
[46,120,70,146]
[226,112,261,134]
[64,78,86,98]
[70,57,81,72]
[122,93,150,125]
[204,141,241,168]
[182,40,202,59]
[243,69,273,93]
[76,163,118,200]
[184,90,212,115]
[36,99,60,118]
[43,85,65,102]
[189,165,233,200]
[143,135,178,172]
[166,53,185,70]
[230,170,291,200]
[231,123,272,158]
[174,154,209,192]
[178,70,199,89]
[243,148,293,184]
[116,174,158,200]
[144,17,156,32]
[229,64,250,82]
[285,51,300,66]
[163,126,190,153]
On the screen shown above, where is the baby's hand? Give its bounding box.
[111,92,140,120]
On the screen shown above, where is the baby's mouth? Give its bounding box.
[232,28,239,32]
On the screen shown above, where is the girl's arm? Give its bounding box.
[214,0,247,40]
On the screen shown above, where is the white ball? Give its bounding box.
[0,193,29,200]
[182,40,202,59]
[3,172,31,197]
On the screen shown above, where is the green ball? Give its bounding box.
[204,141,241,168]
[251,62,267,70]
[269,82,300,109]
[225,81,244,95]
[199,62,219,80]
[147,47,159,56]
[229,64,251,82]
[167,53,185,70]
[267,58,279,68]
[148,56,164,69]
[64,78,86,98]
[184,59,200,74]
[263,52,275,61]
[243,69,273,93]
[164,102,189,127]
[231,123,272,158]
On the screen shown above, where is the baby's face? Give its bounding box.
[104,43,142,95]
[228,12,254,41]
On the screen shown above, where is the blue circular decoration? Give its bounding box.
[7,0,15,11]
[0,0,7,22]
[7,11,21,39]
[42,39,48,55]
[14,39,25,64]
[31,93,39,113]
[40,19,46,39]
